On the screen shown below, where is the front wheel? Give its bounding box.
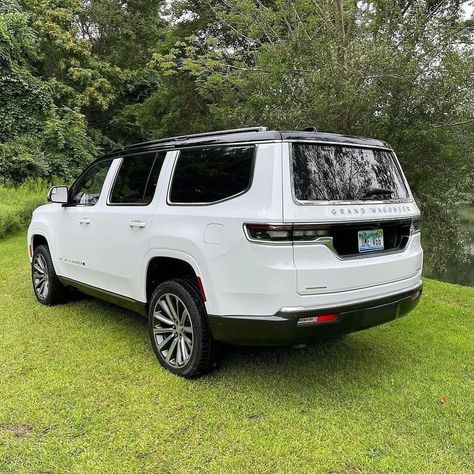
[31,244,67,305]
[148,279,219,378]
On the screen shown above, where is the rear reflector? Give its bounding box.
[197,276,207,302]
[297,314,337,326]
[28,244,32,257]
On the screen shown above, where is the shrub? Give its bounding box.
[0,180,47,239]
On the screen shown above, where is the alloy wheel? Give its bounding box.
[33,254,49,300]
[152,293,194,368]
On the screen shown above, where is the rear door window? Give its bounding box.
[292,144,409,202]
[109,152,165,205]
[169,146,255,204]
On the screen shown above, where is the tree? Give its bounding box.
[143,0,473,271]
[0,0,97,183]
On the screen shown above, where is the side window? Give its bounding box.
[70,159,113,206]
[169,146,255,204]
[109,152,165,205]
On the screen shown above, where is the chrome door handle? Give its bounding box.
[79,218,91,225]
[129,220,146,229]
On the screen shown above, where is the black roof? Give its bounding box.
[106,126,392,158]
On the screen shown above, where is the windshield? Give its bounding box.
[292,143,409,202]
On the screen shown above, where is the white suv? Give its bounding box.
[28,127,423,378]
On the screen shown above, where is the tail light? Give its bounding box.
[292,224,331,241]
[244,224,292,242]
[244,223,330,243]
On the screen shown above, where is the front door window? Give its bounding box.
[70,159,113,206]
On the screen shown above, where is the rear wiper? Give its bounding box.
[361,187,394,199]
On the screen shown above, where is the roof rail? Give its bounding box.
[124,126,269,150]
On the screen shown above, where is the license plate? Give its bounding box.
[358,229,384,253]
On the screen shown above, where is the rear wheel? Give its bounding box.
[148,279,219,378]
[31,244,67,305]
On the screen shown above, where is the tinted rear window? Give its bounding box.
[169,146,254,203]
[292,144,409,201]
[110,152,165,205]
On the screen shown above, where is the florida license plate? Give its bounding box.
[358,229,384,253]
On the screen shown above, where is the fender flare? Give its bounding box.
[142,249,216,314]
[28,226,52,261]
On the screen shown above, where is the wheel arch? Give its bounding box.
[32,234,48,250]
[28,230,51,261]
[144,251,211,310]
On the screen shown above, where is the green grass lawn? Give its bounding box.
[0,182,46,239]
[0,232,473,473]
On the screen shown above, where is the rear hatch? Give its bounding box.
[282,141,422,295]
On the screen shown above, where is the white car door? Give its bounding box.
[90,151,168,301]
[53,158,114,284]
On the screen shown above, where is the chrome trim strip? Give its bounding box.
[295,235,413,261]
[279,279,422,313]
[298,272,421,295]
[243,221,414,260]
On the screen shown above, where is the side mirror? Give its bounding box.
[47,186,68,204]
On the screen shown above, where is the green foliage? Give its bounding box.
[0,1,53,142]
[77,0,165,69]
[42,107,97,180]
[0,136,46,183]
[418,194,469,272]
[0,2,36,64]
[0,0,97,183]
[0,68,53,142]
[0,180,47,238]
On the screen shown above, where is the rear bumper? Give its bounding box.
[208,284,422,345]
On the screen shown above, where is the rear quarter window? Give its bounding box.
[169,146,255,204]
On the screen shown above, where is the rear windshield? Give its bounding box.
[292,144,409,202]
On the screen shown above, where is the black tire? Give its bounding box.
[148,279,220,378]
[31,244,67,305]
